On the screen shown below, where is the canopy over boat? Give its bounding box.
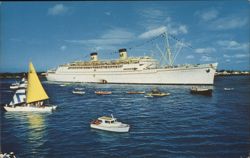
[26,62,49,103]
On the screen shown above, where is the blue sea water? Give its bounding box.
[1,76,250,158]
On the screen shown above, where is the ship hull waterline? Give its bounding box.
[46,63,218,85]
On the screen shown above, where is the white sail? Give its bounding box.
[9,89,26,105]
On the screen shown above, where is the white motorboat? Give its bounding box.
[10,84,19,90]
[90,114,130,133]
[72,90,85,95]
[224,87,234,91]
[75,87,84,90]
[10,77,27,90]
[4,62,57,112]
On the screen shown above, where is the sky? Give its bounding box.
[0,1,249,72]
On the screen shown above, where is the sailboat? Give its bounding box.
[4,62,57,112]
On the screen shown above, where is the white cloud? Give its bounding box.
[65,28,135,51]
[138,26,166,39]
[138,24,188,39]
[137,8,188,36]
[223,53,249,59]
[211,16,248,30]
[60,45,67,51]
[234,54,248,58]
[105,12,111,16]
[186,55,194,59]
[139,8,164,20]
[223,54,231,58]
[178,25,188,34]
[196,9,248,30]
[217,40,249,51]
[198,9,219,21]
[195,47,216,54]
[200,56,213,62]
[48,4,68,16]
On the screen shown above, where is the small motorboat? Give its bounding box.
[10,77,27,90]
[145,92,170,97]
[95,91,112,95]
[190,87,212,96]
[90,114,130,133]
[72,90,85,95]
[145,88,170,97]
[126,91,145,94]
[75,87,84,90]
[10,84,19,90]
[60,84,66,87]
[224,88,234,91]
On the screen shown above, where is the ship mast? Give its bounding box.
[163,32,173,66]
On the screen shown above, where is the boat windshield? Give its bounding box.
[103,120,116,124]
[151,88,161,94]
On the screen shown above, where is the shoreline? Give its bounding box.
[0,72,46,79]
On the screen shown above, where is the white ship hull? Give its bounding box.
[4,105,57,112]
[46,63,218,85]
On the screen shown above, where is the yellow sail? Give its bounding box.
[26,62,49,103]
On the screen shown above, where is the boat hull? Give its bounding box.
[145,93,170,97]
[46,63,218,85]
[95,91,112,95]
[10,86,19,89]
[72,91,85,95]
[127,91,145,94]
[90,124,130,133]
[190,89,212,96]
[3,105,57,112]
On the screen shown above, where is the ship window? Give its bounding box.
[111,121,114,123]
[105,121,110,124]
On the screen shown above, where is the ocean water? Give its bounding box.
[1,76,250,158]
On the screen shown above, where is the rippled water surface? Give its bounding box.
[1,76,250,157]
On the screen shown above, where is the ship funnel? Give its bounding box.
[119,48,128,60]
[90,52,98,62]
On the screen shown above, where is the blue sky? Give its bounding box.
[1,1,249,72]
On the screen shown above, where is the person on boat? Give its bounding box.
[151,88,161,94]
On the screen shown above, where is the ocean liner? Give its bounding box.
[46,33,218,85]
